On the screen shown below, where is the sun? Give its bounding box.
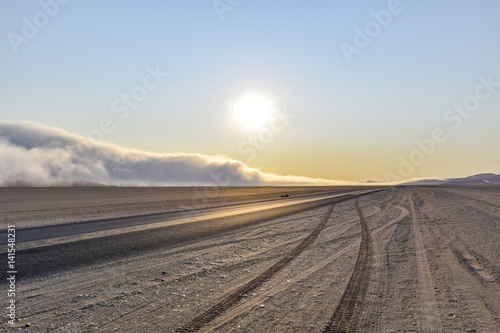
[232,93,276,130]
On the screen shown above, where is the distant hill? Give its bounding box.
[402,173,500,185]
[444,173,500,185]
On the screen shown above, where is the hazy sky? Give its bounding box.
[2,1,499,182]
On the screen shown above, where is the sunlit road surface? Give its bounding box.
[0,188,382,282]
[3,189,379,252]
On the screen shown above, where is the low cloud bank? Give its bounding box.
[0,121,359,187]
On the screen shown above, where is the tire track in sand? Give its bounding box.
[323,198,371,333]
[364,203,410,333]
[174,204,336,332]
[410,192,442,333]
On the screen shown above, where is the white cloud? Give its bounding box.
[0,121,358,187]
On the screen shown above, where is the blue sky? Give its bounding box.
[1,0,499,182]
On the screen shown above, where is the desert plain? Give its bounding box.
[1,185,499,332]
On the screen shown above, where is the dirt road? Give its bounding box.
[1,186,499,332]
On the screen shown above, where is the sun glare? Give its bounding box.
[233,93,276,130]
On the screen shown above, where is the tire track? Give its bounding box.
[99,206,361,333]
[29,217,316,330]
[98,233,309,331]
[174,204,336,332]
[323,198,372,333]
[409,192,442,333]
[364,203,410,332]
[206,207,383,331]
[97,205,356,332]
[207,243,360,332]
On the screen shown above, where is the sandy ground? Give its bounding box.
[0,186,362,228]
[1,186,499,332]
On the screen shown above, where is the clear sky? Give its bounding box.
[1,0,499,182]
